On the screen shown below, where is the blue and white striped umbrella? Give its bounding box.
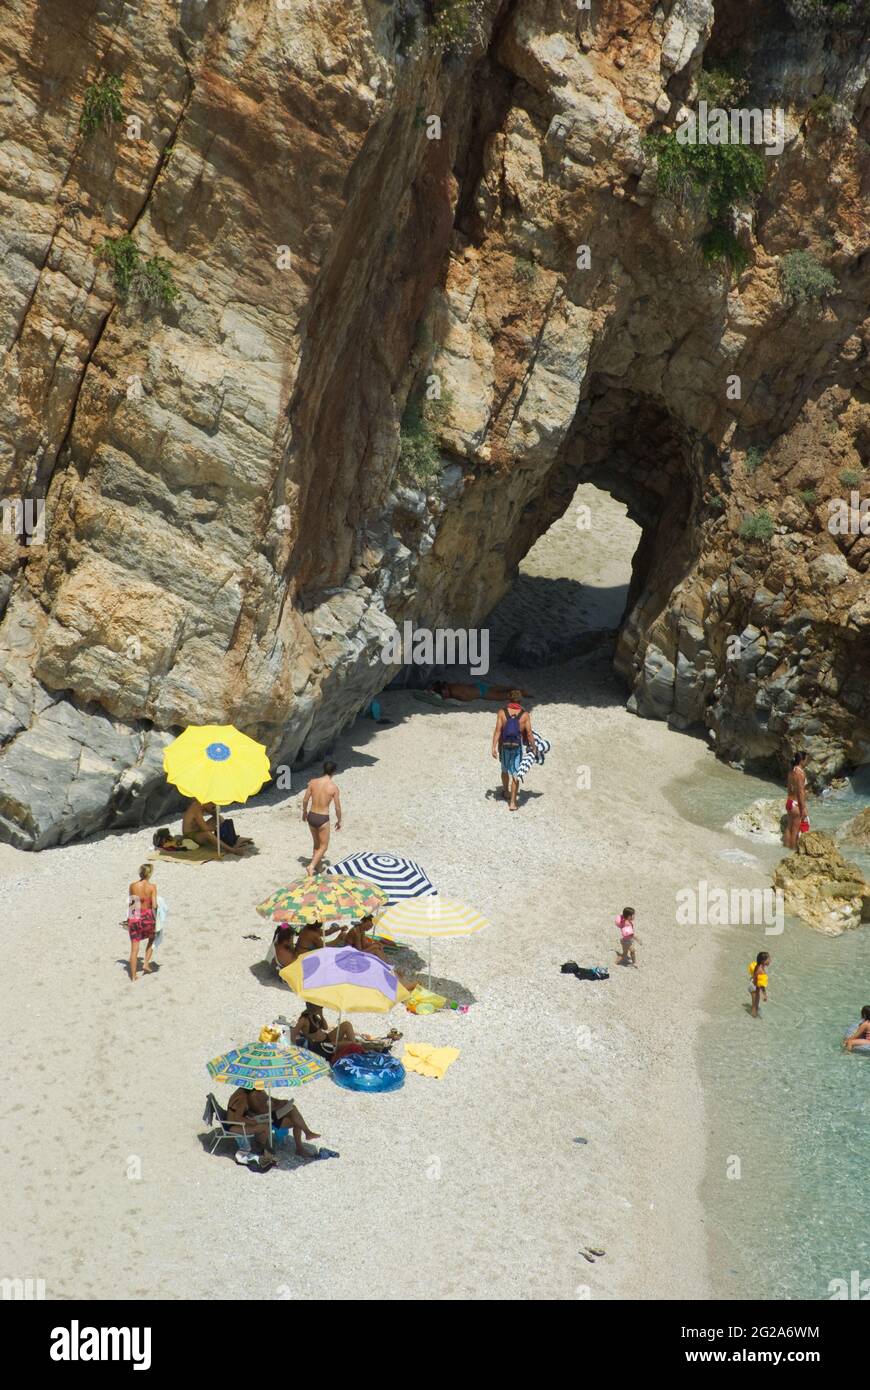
[326,852,436,904]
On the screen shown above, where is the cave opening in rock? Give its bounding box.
[484,385,702,714]
[487,482,641,673]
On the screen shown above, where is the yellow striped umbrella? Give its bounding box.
[377,896,489,989]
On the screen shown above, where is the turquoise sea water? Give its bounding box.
[669,759,870,1301]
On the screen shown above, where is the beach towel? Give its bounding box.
[153,846,220,866]
[515,731,550,783]
[153,898,168,951]
[153,843,256,866]
[401,1042,460,1079]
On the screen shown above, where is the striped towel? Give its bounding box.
[516,731,551,783]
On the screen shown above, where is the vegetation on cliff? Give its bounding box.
[80,74,123,137]
[98,234,179,310]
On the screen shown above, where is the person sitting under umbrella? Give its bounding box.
[292,1004,357,1058]
[272,921,340,972]
[338,914,389,959]
[225,1086,319,1162]
[181,799,251,856]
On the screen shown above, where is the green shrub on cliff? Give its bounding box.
[696,63,749,109]
[398,392,449,484]
[745,446,765,474]
[799,488,818,506]
[643,133,766,221]
[840,469,862,487]
[99,235,179,309]
[80,74,123,137]
[427,1,479,58]
[779,250,837,308]
[739,509,775,541]
[700,225,750,277]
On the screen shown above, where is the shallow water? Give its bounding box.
[670,757,870,1300]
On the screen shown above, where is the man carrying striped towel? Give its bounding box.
[516,731,551,783]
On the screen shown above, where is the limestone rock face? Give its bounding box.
[838,807,870,850]
[773,831,870,935]
[725,797,785,843]
[0,0,868,845]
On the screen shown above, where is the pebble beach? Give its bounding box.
[0,489,768,1300]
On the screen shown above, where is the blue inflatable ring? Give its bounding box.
[332,1052,405,1092]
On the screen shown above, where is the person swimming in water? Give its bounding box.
[748,951,770,1018]
[843,1005,870,1052]
[784,751,809,850]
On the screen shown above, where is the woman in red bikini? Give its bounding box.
[127,863,158,982]
[784,751,809,850]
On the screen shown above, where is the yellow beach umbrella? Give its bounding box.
[377,896,489,990]
[163,723,270,857]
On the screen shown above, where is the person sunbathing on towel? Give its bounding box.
[181,799,248,855]
[226,1086,319,1161]
[428,680,533,702]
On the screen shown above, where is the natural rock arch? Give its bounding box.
[0,0,867,847]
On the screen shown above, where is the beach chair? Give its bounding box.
[202,1093,254,1154]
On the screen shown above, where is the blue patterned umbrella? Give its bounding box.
[326,852,436,904]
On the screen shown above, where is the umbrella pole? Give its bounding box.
[216,803,221,858]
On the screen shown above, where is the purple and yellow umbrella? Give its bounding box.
[256,874,388,927]
[279,946,409,1015]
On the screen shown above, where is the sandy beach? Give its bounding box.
[0,488,763,1300]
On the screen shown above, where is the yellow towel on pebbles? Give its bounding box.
[402,1043,460,1079]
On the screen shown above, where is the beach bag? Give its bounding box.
[561,962,609,981]
[218,818,239,847]
[500,707,524,747]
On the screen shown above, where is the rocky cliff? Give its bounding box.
[0,0,868,847]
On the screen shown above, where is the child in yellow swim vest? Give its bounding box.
[748,952,770,1018]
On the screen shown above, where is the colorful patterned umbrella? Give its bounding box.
[256,874,388,926]
[326,852,436,904]
[206,1040,328,1089]
[206,1040,329,1145]
[163,724,270,857]
[377,896,490,989]
[279,946,409,1014]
